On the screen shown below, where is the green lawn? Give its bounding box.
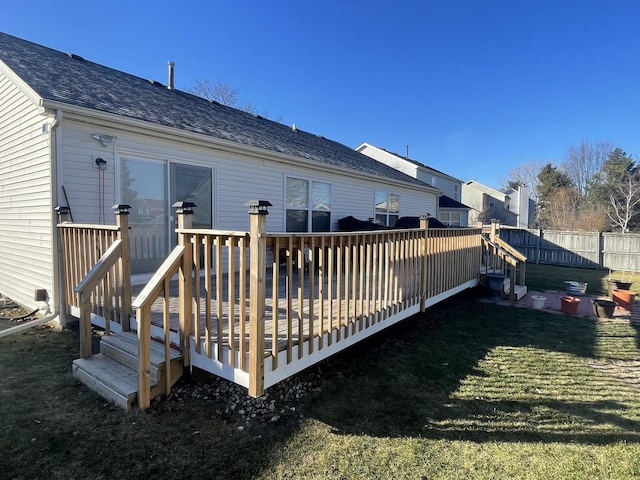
[2,267,640,479]
[525,264,640,295]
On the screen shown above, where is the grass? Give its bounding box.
[2,265,640,479]
[525,265,640,295]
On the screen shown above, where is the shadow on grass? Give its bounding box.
[0,325,301,480]
[308,289,640,444]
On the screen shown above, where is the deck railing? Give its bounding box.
[59,203,484,409]
[135,206,482,402]
[56,205,132,339]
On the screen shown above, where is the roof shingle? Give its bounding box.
[0,32,431,188]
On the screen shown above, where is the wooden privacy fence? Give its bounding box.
[496,225,640,271]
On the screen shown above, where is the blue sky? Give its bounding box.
[3,1,640,188]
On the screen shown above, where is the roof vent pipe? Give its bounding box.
[292,124,297,132]
[168,61,175,90]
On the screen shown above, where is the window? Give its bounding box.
[374,191,400,226]
[286,177,331,232]
[439,211,461,226]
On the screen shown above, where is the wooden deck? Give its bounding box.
[60,208,529,409]
[132,265,466,355]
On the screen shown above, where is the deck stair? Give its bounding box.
[503,278,528,301]
[72,331,182,411]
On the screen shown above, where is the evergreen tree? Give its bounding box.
[536,163,574,227]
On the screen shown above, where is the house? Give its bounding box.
[355,143,471,226]
[0,32,442,321]
[461,180,534,228]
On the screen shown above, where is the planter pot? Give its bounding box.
[560,296,581,314]
[612,289,636,311]
[486,273,507,299]
[592,299,617,318]
[608,280,633,299]
[531,295,546,310]
[564,281,587,296]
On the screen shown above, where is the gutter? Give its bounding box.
[41,99,441,195]
[1,110,65,338]
[0,313,60,339]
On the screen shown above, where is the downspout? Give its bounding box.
[0,110,64,338]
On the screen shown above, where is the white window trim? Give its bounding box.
[285,176,333,232]
[374,190,400,226]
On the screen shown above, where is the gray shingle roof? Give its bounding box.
[439,195,470,209]
[0,32,431,188]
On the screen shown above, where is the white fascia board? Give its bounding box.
[0,60,45,109]
[418,164,462,183]
[43,99,440,195]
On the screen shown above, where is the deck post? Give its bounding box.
[420,214,429,312]
[490,219,500,242]
[175,202,195,367]
[113,205,132,331]
[54,206,72,322]
[246,200,271,398]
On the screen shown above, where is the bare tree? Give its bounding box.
[604,167,640,232]
[591,148,640,232]
[500,160,545,202]
[543,187,580,230]
[187,79,282,122]
[541,187,607,231]
[562,140,613,196]
[187,79,241,107]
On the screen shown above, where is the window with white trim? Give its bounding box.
[439,211,461,226]
[374,191,400,226]
[286,177,332,232]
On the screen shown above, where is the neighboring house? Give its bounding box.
[355,143,471,226]
[462,180,534,228]
[0,32,441,319]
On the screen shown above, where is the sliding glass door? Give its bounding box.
[121,157,168,275]
[121,157,213,276]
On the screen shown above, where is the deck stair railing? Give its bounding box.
[56,204,133,354]
[481,221,528,300]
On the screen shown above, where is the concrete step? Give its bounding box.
[72,354,139,410]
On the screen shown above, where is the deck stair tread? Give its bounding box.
[102,332,180,365]
[72,354,139,410]
[73,332,183,411]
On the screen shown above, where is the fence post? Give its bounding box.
[420,214,429,312]
[537,228,542,264]
[113,205,132,330]
[246,200,271,397]
[598,231,604,270]
[174,201,195,367]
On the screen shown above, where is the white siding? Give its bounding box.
[60,119,438,233]
[0,72,54,309]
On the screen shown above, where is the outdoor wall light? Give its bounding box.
[245,199,272,215]
[92,133,117,146]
